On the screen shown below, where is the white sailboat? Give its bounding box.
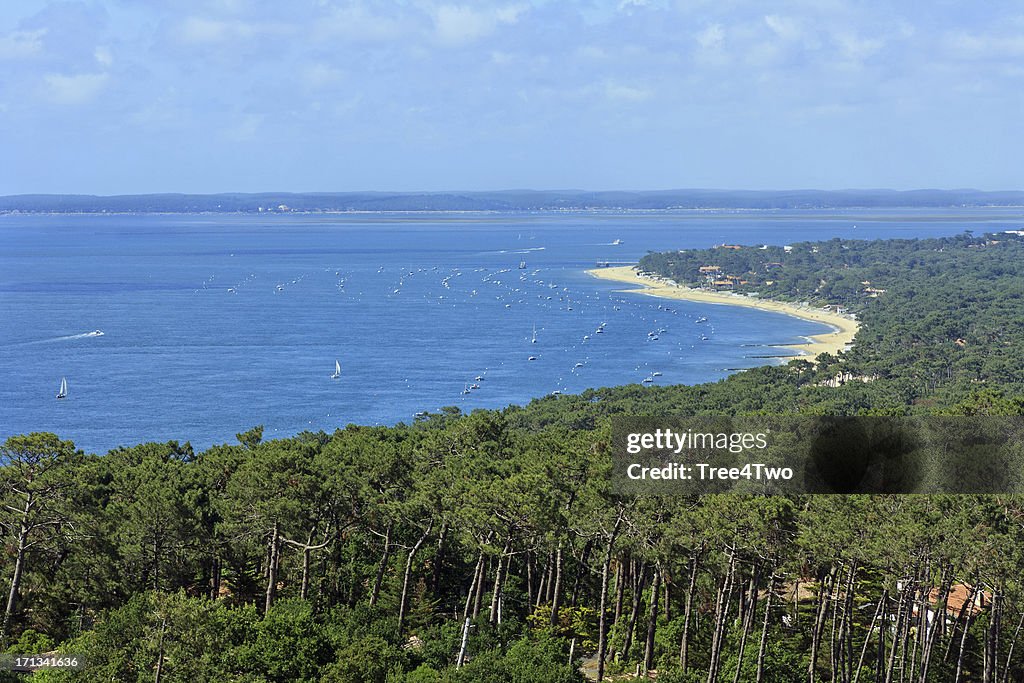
[56,377,67,399]
[331,360,341,379]
[531,325,537,343]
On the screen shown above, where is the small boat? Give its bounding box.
[531,325,537,344]
[86,330,104,337]
[611,239,623,245]
[652,371,663,377]
[56,377,67,399]
[519,261,527,269]
[696,316,707,323]
[528,356,537,361]
[470,383,480,390]
[331,360,341,379]
[462,384,471,395]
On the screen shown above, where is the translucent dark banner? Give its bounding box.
[611,416,1024,495]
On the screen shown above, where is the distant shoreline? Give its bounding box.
[4,189,1024,215]
[586,265,860,359]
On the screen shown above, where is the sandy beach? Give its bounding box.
[587,266,859,359]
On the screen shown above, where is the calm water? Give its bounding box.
[1,208,1019,453]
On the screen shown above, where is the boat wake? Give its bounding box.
[20,330,105,345]
[491,247,547,255]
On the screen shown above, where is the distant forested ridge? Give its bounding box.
[3,234,1024,682]
[3,188,1024,213]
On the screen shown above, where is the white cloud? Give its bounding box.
[302,63,345,88]
[834,33,883,61]
[696,24,725,50]
[177,16,287,44]
[432,4,526,46]
[94,46,113,67]
[764,15,802,42]
[0,29,47,60]
[43,72,109,104]
[315,5,407,43]
[180,16,233,43]
[604,81,652,102]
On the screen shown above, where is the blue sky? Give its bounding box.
[1,0,1022,194]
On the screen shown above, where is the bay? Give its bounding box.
[0,208,1018,453]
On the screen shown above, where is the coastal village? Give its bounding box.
[679,243,887,310]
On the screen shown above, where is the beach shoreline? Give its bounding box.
[586,265,859,359]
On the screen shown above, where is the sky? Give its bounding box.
[1,0,1022,194]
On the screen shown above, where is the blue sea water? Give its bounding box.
[1,208,1019,453]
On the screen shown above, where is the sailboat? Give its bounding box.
[531,325,537,344]
[56,377,67,399]
[331,360,341,379]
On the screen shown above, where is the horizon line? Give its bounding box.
[4,187,1024,198]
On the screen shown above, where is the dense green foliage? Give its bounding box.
[640,232,1024,408]
[3,234,1024,682]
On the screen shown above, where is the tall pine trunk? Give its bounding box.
[1,494,34,640]
[265,522,280,613]
[680,551,702,672]
[756,573,777,683]
[488,536,512,626]
[613,555,626,629]
[643,567,662,675]
[809,566,837,683]
[398,520,433,631]
[853,589,886,683]
[596,514,622,682]
[707,550,736,683]
[734,565,761,683]
[623,560,646,662]
[472,556,488,619]
[549,541,564,628]
[919,571,950,683]
[1000,608,1024,683]
[885,580,910,683]
[369,523,393,607]
[463,550,485,621]
[430,523,448,596]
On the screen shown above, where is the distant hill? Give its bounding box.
[2,189,1023,213]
